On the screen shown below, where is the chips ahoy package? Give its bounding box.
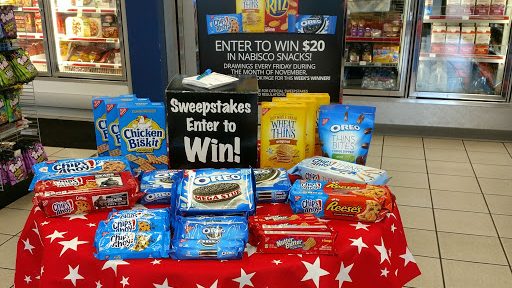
[95,231,170,260]
[139,170,182,205]
[206,13,243,35]
[106,97,148,157]
[98,212,171,233]
[29,156,132,190]
[176,168,256,216]
[119,102,169,172]
[318,105,376,165]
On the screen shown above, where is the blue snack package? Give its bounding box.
[29,156,132,191]
[92,96,111,156]
[171,239,245,260]
[106,97,149,157]
[174,216,248,243]
[288,180,330,217]
[288,15,337,34]
[318,105,376,166]
[107,208,170,222]
[177,168,256,216]
[118,102,169,172]
[140,170,182,205]
[254,168,291,203]
[206,14,243,35]
[95,231,170,260]
[98,215,169,233]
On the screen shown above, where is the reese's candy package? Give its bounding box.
[288,15,337,34]
[265,0,298,32]
[319,105,376,165]
[273,97,317,158]
[206,14,243,35]
[261,102,306,169]
[119,102,169,172]
[237,0,265,33]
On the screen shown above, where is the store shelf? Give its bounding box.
[346,36,401,43]
[424,15,510,24]
[18,33,44,40]
[59,36,119,43]
[419,53,506,64]
[56,7,116,14]
[15,7,40,12]
[61,61,122,68]
[345,61,399,67]
[0,120,30,141]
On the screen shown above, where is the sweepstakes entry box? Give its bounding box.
[166,75,258,169]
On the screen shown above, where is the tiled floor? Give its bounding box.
[2,139,512,287]
[0,147,97,288]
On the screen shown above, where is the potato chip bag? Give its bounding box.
[237,0,265,33]
[260,102,306,169]
[272,97,317,158]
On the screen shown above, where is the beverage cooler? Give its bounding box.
[14,0,127,80]
[342,0,415,97]
[409,0,512,101]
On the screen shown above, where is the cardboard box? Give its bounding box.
[166,75,258,168]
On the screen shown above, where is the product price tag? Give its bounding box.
[106,38,116,43]
[462,16,469,20]
[359,61,367,66]
[374,62,382,67]
[429,53,436,58]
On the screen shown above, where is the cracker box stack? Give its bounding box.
[166,75,258,169]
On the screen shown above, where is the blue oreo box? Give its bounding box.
[118,102,169,172]
[139,170,182,205]
[254,168,291,203]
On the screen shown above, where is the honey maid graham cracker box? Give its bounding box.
[119,102,169,172]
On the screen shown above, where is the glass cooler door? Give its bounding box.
[410,0,512,101]
[343,0,414,97]
[15,0,50,75]
[47,0,126,80]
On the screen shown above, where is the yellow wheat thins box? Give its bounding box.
[261,102,306,169]
[237,0,265,33]
[272,97,317,158]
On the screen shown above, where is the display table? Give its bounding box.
[15,203,420,288]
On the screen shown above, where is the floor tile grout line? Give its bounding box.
[401,203,512,217]
[420,137,447,288]
[463,140,512,273]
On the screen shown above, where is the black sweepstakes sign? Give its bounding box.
[196,0,345,103]
[166,75,258,169]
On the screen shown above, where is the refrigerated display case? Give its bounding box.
[46,0,126,79]
[14,0,50,75]
[410,0,512,101]
[343,0,415,97]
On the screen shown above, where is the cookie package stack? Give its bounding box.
[31,156,143,217]
[249,214,337,255]
[170,168,256,260]
[94,209,171,260]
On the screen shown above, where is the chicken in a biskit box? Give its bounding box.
[118,102,169,172]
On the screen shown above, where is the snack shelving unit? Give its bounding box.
[342,0,415,97]
[409,0,512,101]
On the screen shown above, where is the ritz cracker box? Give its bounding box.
[118,102,169,172]
[166,75,258,169]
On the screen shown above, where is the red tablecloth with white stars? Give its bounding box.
[15,203,420,288]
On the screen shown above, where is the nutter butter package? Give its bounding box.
[319,104,376,165]
[261,102,307,169]
[288,156,389,185]
[288,180,394,222]
[176,168,256,216]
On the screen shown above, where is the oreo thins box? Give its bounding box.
[177,168,256,216]
[140,170,183,205]
[254,168,291,203]
[166,75,258,169]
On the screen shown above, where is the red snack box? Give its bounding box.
[255,229,336,255]
[250,213,318,224]
[264,0,298,32]
[34,171,141,217]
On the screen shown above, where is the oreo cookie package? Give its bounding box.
[171,215,248,260]
[288,15,337,34]
[318,105,376,165]
[254,168,291,203]
[177,169,256,216]
[140,170,182,205]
